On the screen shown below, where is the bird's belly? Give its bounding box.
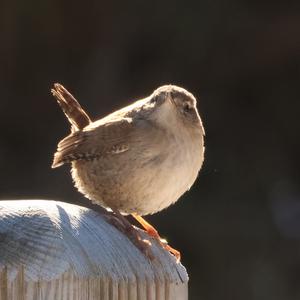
[71,140,204,216]
[138,146,203,214]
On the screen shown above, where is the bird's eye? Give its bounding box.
[183,103,192,113]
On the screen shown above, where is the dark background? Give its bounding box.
[1,1,300,299]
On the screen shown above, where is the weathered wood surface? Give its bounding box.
[0,200,188,300]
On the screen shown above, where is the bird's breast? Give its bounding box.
[137,128,204,214]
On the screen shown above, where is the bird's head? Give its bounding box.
[147,85,203,133]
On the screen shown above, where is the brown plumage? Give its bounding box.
[51,83,91,131]
[51,83,205,261]
[52,83,204,215]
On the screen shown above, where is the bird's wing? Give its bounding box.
[52,117,134,168]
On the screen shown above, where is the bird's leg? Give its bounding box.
[84,203,154,258]
[131,213,181,262]
[100,208,154,260]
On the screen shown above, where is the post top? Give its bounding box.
[0,199,188,285]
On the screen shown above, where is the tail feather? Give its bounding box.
[51,83,91,131]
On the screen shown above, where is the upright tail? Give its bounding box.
[51,83,91,131]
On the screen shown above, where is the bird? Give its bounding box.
[51,83,205,261]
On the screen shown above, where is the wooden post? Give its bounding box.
[0,200,188,300]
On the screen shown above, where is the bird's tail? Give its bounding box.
[51,83,91,131]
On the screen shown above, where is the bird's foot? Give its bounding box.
[131,213,181,262]
[102,209,155,260]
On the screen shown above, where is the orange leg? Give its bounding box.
[131,213,181,262]
[103,209,155,260]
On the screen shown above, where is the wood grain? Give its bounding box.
[0,200,188,300]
